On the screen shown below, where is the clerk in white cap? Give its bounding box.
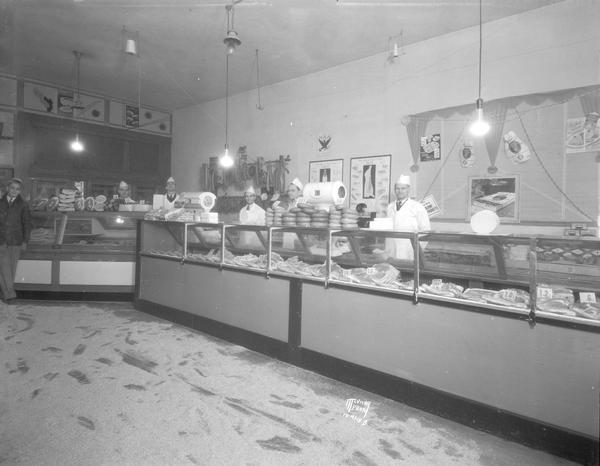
[385,174,430,260]
[239,186,266,225]
[163,177,179,210]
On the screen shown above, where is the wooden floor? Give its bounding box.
[0,301,578,465]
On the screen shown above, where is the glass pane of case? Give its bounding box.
[534,237,600,323]
[329,230,416,293]
[140,220,186,258]
[222,225,269,270]
[186,223,224,264]
[269,228,329,280]
[29,212,59,246]
[418,233,531,313]
[60,214,137,250]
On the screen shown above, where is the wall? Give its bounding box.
[172,0,600,228]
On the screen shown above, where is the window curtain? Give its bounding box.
[404,116,429,172]
[483,101,508,174]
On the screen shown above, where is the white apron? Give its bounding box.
[385,198,431,261]
[239,203,266,249]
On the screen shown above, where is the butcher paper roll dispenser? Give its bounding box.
[302,181,347,209]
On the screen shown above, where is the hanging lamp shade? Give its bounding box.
[224,30,241,54]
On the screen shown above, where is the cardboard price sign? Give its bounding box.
[579,292,597,304]
[431,279,443,290]
[536,286,553,300]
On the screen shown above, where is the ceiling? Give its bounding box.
[1,0,561,111]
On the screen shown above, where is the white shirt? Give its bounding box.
[385,198,431,260]
[163,193,178,210]
[239,203,266,225]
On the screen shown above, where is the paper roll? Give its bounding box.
[302,182,347,209]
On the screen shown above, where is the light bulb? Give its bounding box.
[469,102,490,136]
[220,147,234,168]
[70,136,84,152]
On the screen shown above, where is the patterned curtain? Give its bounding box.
[483,101,508,174]
[405,116,429,172]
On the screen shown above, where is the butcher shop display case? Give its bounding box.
[140,220,188,260]
[221,225,269,271]
[183,223,225,266]
[268,227,331,281]
[328,229,417,296]
[18,211,143,293]
[417,232,534,316]
[533,236,600,324]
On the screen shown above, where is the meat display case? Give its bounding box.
[136,220,600,456]
[17,211,143,293]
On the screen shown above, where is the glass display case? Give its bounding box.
[221,225,269,271]
[268,227,330,281]
[328,229,417,295]
[184,223,225,265]
[29,212,62,248]
[417,232,533,316]
[138,220,600,326]
[140,220,187,259]
[533,236,600,324]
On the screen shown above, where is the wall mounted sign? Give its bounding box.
[349,154,391,216]
[420,133,441,162]
[566,112,600,153]
[308,158,343,183]
[24,82,57,114]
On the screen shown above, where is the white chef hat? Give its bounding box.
[118,181,129,189]
[395,174,411,186]
[290,178,303,190]
[166,177,175,183]
[245,186,256,195]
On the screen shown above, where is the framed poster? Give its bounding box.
[125,104,139,127]
[23,82,57,114]
[308,159,343,183]
[566,113,600,154]
[420,133,441,162]
[349,154,391,216]
[468,175,519,223]
[0,111,14,166]
[74,94,105,122]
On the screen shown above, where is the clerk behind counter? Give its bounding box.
[385,174,430,260]
[108,181,135,210]
[163,177,180,210]
[272,178,305,211]
[239,186,265,225]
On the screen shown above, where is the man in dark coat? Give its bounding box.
[0,178,31,304]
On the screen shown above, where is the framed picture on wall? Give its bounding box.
[349,154,391,216]
[308,159,343,183]
[468,175,520,223]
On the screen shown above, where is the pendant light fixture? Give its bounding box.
[469,0,490,137]
[223,2,242,55]
[220,3,240,168]
[70,50,85,152]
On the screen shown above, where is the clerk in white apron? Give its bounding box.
[239,186,265,225]
[163,177,179,210]
[385,174,430,261]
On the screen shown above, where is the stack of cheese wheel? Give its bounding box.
[294,207,311,227]
[310,209,330,228]
[282,210,297,227]
[58,189,77,212]
[340,207,359,230]
[273,206,285,226]
[94,195,107,211]
[328,206,343,229]
[265,208,275,226]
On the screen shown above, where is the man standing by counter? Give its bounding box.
[0,178,31,304]
[385,174,430,261]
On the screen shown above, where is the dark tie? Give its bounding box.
[247,205,250,211]
[396,200,404,211]
[8,197,14,206]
